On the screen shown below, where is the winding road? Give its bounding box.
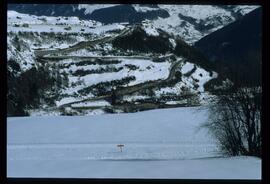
[34,28,187,110]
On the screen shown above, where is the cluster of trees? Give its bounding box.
[124,64,139,71]
[112,27,172,54]
[78,76,136,96]
[204,85,261,157]
[71,59,121,67]
[173,38,215,73]
[7,62,68,116]
[72,66,123,76]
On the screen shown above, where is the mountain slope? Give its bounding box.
[149,5,258,44]
[88,5,170,24]
[7,5,261,116]
[8,4,259,44]
[7,4,169,24]
[194,8,262,86]
[7,11,217,116]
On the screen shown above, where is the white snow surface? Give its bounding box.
[154,61,217,103]
[7,10,125,35]
[181,62,195,74]
[191,67,214,92]
[149,5,260,44]
[7,107,261,179]
[169,38,177,49]
[123,95,149,102]
[165,101,181,105]
[78,4,120,15]
[8,10,101,28]
[133,5,159,12]
[142,23,160,36]
[71,100,111,107]
[56,97,83,107]
[7,5,260,46]
[232,5,260,15]
[65,58,171,90]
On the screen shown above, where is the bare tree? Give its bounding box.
[204,86,261,157]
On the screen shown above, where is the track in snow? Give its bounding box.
[8,142,220,161]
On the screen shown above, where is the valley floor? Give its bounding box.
[8,157,261,179]
[7,107,261,179]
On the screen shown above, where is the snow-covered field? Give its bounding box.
[64,58,171,87]
[7,107,261,179]
[7,11,125,35]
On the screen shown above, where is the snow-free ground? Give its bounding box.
[7,107,261,179]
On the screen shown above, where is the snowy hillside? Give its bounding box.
[150,5,259,44]
[77,4,120,14]
[7,107,261,178]
[8,5,259,44]
[7,10,126,35]
[7,5,260,116]
[7,10,219,116]
[7,11,124,72]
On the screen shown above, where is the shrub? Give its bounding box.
[78,76,136,96]
[64,26,72,31]
[22,23,29,28]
